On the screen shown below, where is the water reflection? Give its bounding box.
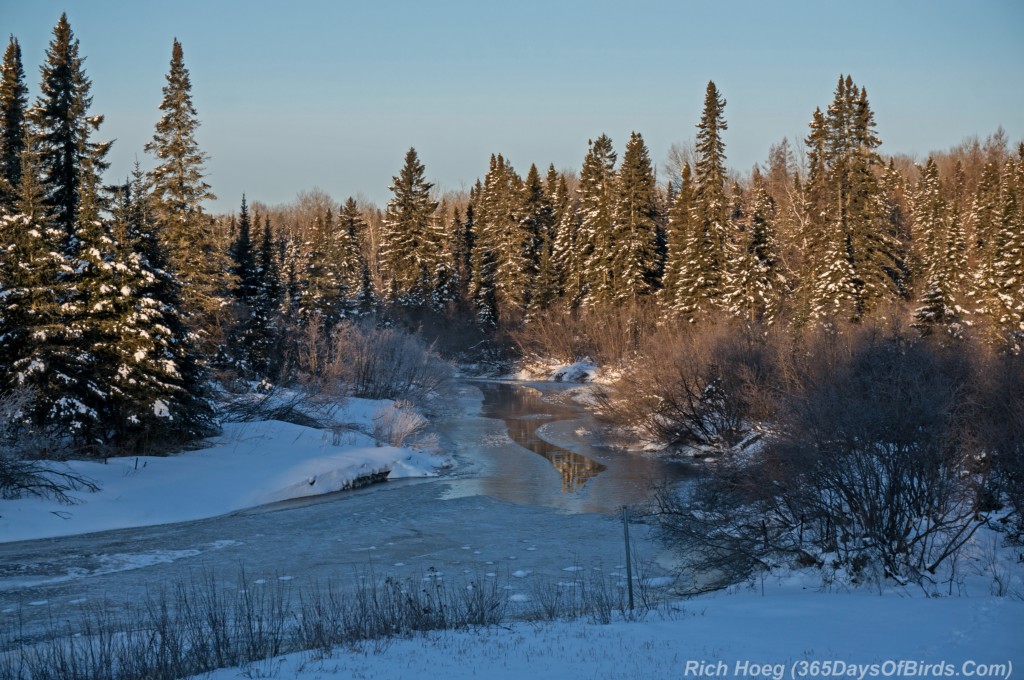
[480,382,606,492]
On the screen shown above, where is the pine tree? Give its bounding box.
[0,36,28,211]
[612,132,659,301]
[380,148,439,304]
[33,13,112,248]
[299,207,345,327]
[145,39,224,332]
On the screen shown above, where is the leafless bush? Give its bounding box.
[327,321,453,408]
[0,388,99,502]
[655,324,1000,587]
[512,301,660,367]
[598,320,779,451]
[974,349,1024,536]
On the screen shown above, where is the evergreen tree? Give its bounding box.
[145,39,224,331]
[449,204,474,304]
[225,196,263,372]
[685,81,729,317]
[723,170,783,324]
[577,135,617,305]
[0,36,28,210]
[0,132,83,444]
[299,207,345,327]
[247,215,284,377]
[338,197,374,314]
[472,154,531,319]
[987,149,1024,349]
[228,196,259,311]
[911,158,961,334]
[805,76,904,322]
[100,165,214,447]
[661,162,696,315]
[612,132,659,301]
[33,13,111,248]
[380,147,439,304]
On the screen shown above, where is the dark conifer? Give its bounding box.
[0,36,28,210]
[34,14,111,248]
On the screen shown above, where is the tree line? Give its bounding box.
[1,15,1022,457]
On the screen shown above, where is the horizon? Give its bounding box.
[4,0,1024,213]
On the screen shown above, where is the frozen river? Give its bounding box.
[0,380,692,646]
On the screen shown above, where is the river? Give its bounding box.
[0,380,689,647]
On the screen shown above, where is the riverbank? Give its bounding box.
[0,397,447,544]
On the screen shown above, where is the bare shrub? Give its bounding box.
[512,304,593,364]
[0,388,99,502]
[598,320,778,451]
[327,321,453,407]
[974,349,1024,537]
[655,323,994,587]
[512,301,660,367]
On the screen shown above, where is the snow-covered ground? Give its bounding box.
[0,397,447,543]
[193,572,1024,680]
[4,382,1023,680]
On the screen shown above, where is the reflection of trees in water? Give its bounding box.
[482,383,606,493]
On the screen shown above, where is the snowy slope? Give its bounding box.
[0,399,446,544]
[193,579,1024,680]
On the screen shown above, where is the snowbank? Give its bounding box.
[514,359,603,383]
[0,399,447,544]
[193,576,1024,680]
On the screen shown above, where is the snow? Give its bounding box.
[515,359,602,383]
[191,575,1024,680]
[0,398,447,543]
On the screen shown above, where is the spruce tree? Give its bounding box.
[723,170,783,324]
[380,148,438,304]
[145,39,224,331]
[338,197,374,314]
[612,132,659,301]
[911,158,960,334]
[246,215,284,377]
[687,81,729,317]
[100,165,214,447]
[987,148,1024,349]
[226,196,263,373]
[299,207,345,327]
[0,36,28,210]
[661,162,695,315]
[34,13,111,248]
[471,154,531,319]
[577,135,617,305]
[0,133,79,443]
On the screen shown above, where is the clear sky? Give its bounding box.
[3,0,1023,212]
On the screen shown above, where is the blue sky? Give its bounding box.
[4,0,1023,212]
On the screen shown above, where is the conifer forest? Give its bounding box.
[1,15,1022,548]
